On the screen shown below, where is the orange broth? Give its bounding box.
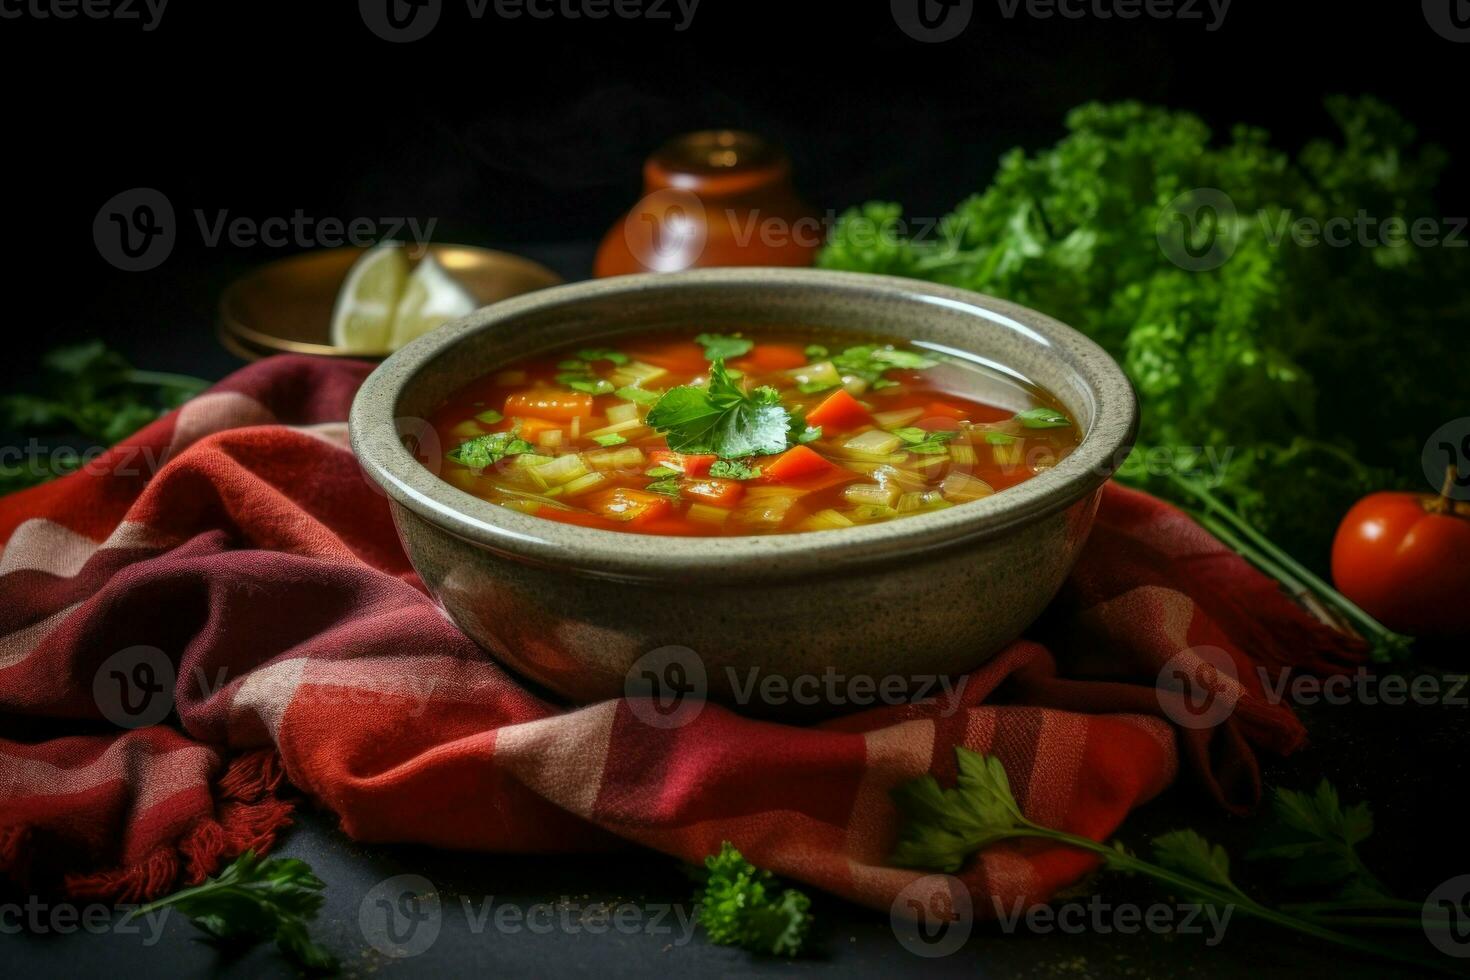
[426,331,1081,536]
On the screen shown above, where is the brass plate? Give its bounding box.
[218,245,563,360]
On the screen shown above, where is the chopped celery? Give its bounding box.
[941,472,994,503]
[843,483,900,508]
[843,430,904,455]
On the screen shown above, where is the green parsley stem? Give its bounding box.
[1001,821,1451,973]
[1165,473,1412,660]
[123,369,212,393]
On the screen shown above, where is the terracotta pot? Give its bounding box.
[594,130,821,277]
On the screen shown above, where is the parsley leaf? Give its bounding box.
[1014,407,1072,429]
[708,459,761,480]
[646,359,793,459]
[803,344,829,359]
[644,478,681,497]
[695,333,754,361]
[474,408,503,425]
[616,385,661,406]
[984,431,1017,445]
[695,842,811,957]
[577,348,630,365]
[557,375,615,396]
[1246,781,1387,898]
[831,344,937,388]
[448,427,539,469]
[129,850,336,972]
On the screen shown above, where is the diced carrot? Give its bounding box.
[626,342,708,373]
[681,478,744,507]
[923,400,969,421]
[805,389,871,431]
[649,450,716,477]
[534,506,618,530]
[510,416,562,439]
[505,391,594,421]
[633,517,707,537]
[584,487,672,524]
[744,344,809,371]
[763,445,838,483]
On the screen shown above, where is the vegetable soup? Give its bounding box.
[427,331,1081,536]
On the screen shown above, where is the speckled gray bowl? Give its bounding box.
[350,269,1137,711]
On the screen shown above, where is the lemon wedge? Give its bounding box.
[387,252,478,350]
[329,243,409,353]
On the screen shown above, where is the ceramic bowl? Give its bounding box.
[350,269,1137,711]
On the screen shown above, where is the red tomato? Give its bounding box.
[1331,490,1470,637]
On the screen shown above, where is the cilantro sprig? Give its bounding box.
[694,842,811,957]
[128,850,335,972]
[890,747,1449,972]
[646,359,803,459]
[832,344,937,390]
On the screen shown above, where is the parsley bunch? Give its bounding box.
[891,747,1451,972]
[694,842,812,957]
[1,342,210,495]
[819,98,1470,574]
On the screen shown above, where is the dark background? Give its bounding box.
[5,2,1470,976]
[6,0,1470,382]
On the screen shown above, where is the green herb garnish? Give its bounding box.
[577,348,630,365]
[560,376,616,396]
[592,433,628,447]
[803,344,828,360]
[448,427,539,469]
[644,478,682,498]
[891,427,958,455]
[890,748,1445,973]
[796,380,838,394]
[128,850,335,972]
[1014,407,1072,429]
[984,431,1018,445]
[616,385,661,406]
[1,342,209,494]
[474,408,503,425]
[644,465,679,479]
[646,359,794,459]
[708,459,761,480]
[694,842,811,957]
[831,344,936,389]
[695,333,754,361]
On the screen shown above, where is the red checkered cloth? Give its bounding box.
[0,356,1362,909]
